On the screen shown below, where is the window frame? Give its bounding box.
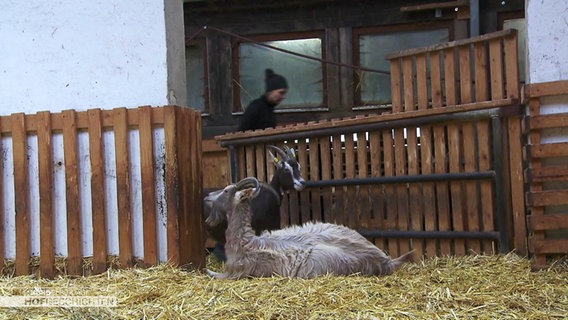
[352,22,454,109]
[185,37,209,114]
[231,30,327,113]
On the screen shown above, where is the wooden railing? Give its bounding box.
[0,106,205,278]
[523,79,568,269]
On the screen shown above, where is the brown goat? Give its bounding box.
[205,178,414,279]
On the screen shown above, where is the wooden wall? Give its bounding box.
[523,80,568,269]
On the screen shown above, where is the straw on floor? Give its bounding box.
[0,253,566,319]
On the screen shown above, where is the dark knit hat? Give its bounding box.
[265,68,288,92]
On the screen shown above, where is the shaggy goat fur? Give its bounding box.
[206,185,414,279]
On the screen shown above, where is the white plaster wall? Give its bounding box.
[0,0,186,114]
[526,0,568,222]
[526,0,568,83]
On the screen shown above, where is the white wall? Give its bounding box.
[0,0,187,115]
[526,0,568,83]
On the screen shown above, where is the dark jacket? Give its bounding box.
[238,95,277,131]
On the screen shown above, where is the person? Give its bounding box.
[238,68,288,131]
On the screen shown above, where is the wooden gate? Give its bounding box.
[216,30,526,258]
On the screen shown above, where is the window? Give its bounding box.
[185,40,208,112]
[354,24,451,107]
[233,32,325,112]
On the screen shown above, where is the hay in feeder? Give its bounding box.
[0,253,566,319]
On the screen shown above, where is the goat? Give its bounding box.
[204,145,305,261]
[205,177,414,279]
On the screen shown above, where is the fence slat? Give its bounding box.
[87,108,107,274]
[308,138,322,222]
[529,214,568,230]
[62,110,82,275]
[297,140,310,224]
[319,137,333,223]
[113,108,133,268]
[444,48,466,256]
[392,58,409,256]
[529,190,568,207]
[245,145,255,178]
[504,33,525,255]
[460,45,482,253]
[12,113,30,276]
[416,53,435,257]
[474,42,496,253]
[176,108,204,267]
[368,131,386,250]
[331,134,343,225]
[430,51,451,255]
[255,144,266,182]
[164,107,180,265]
[139,106,157,266]
[382,129,398,256]
[356,132,369,229]
[344,134,358,228]
[404,56,423,256]
[37,111,55,278]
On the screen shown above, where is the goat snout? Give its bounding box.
[294,178,306,191]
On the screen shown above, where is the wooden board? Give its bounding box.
[431,51,452,255]
[139,106,158,266]
[37,111,55,278]
[444,48,466,256]
[416,53,436,257]
[62,110,82,275]
[12,113,30,276]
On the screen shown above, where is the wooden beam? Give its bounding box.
[524,80,568,99]
[528,214,568,231]
[217,98,518,143]
[385,29,516,60]
[400,0,469,12]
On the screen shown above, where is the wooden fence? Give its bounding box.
[523,79,568,269]
[216,30,525,259]
[0,106,205,278]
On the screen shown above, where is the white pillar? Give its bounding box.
[526,0,568,83]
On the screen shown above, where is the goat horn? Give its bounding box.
[267,145,288,160]
[235,177,259,191]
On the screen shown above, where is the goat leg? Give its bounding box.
[204,269,229,279]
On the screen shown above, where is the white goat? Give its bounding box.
[205,177,414,279]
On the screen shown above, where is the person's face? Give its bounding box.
[266,88,287,105]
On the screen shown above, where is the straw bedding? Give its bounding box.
[0,253,566,319]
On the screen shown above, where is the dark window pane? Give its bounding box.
[238,38,323,110]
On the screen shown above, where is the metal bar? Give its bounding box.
[304,171,495,188]
[492,116,510,252]
[357,230,501,241]
[220,108,505,147]
[469,0,480,37]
